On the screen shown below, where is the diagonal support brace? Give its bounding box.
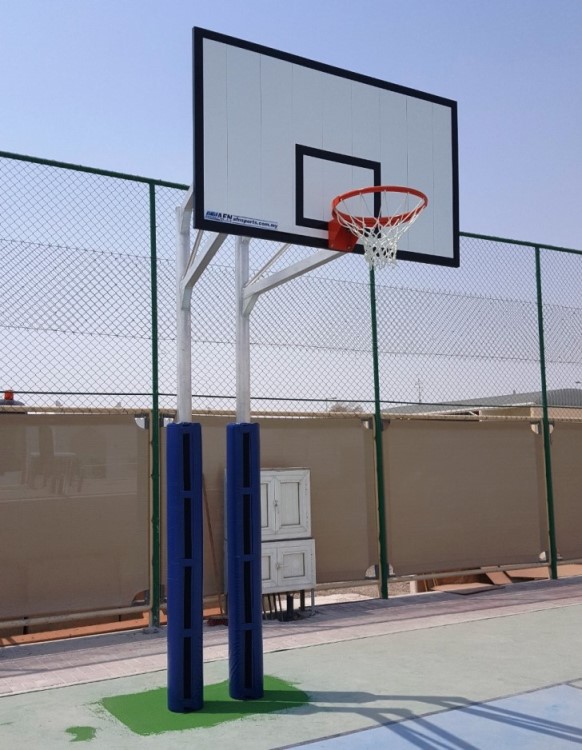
[242,249,340,316]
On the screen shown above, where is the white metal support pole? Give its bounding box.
[235,235,251,423]
[176,205,192,423]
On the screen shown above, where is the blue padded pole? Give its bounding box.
[166,422,204,712]
[226,422,264,700]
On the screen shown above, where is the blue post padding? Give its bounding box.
[226,422,264,700]
[166,422,204,712]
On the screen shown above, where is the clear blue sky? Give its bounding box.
[1,0,581,249]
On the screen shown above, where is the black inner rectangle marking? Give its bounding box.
[295,145,382,231]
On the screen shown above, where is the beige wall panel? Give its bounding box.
[0,414,149,619]
[256,417,375,584]
[549,423,582,560]
[161,416,376,596]
[384,420,547,575]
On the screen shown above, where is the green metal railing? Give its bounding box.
[369,267,389,599]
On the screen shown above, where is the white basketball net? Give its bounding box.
[333,188,427,270]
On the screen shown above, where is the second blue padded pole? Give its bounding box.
[226,422,264,700]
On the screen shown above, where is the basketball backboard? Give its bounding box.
[193,28,459,267]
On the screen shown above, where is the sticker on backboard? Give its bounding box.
[205,210,278,232]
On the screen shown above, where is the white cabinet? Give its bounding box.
[260,468,315,595]
[261,539,316,593]
[260,468,310,541]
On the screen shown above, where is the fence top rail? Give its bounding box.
[4,406,582,429]
[460,230,582,257]
[0,150,190,191]
[0,405,151,416]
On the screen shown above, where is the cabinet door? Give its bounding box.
[277,539,315,589]
[260,468,311,541]
[261,539,316,592]
[274,470,311,538]
[260,476,277,539]
[261,544,278,592]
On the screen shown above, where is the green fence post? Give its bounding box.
[369,267,389,599]
[535,246,558,581]
[149,183,162,626]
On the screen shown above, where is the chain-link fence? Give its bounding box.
[2,150,582,418]
[2,150,582,626]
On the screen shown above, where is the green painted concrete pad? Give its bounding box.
[100,675,309,736]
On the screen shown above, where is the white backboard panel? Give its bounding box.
[193,28,459,267]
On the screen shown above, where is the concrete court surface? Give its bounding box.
[1,579,582,749]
